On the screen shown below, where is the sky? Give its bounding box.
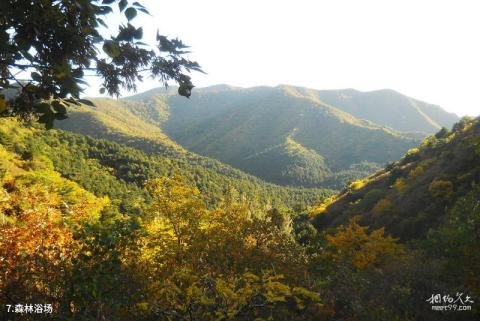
[86,0,480,117]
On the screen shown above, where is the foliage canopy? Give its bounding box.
[0,0,202,128]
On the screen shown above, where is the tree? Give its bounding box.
[426,185,480,298]
[126,177,321,320]
[316,217,408,320]
[428,179,454,201]
[0,150,110,317]
[324,216,404,270]
[0,0,203,128]
[150,270,320,321]
[141,175,207,269]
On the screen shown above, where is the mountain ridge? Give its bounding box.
[125,84,459,132]
[58,84,458,188]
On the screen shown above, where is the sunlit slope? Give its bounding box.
[55,85,458,188]
[54,98,182,155]
[0,118,331,210]
[160,86,419,187]
[312,117,480,240]
[305,87,459,134]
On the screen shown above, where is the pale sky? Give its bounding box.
[86,0,480,117]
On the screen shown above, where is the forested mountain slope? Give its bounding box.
[53,98,183,156]
[0,119,326,321]
[311,87,458,134]
[128,84,458,136]
[1,118,331,211]
[52,85,450,189]
[312,116,480,240]
[163,86,418,177]
[1,116,478,321]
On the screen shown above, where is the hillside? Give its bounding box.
[53,85,451,189]
[311,88,459,134]
[163,85,418,180]
[1,118,331,211]
[312,116,480,240]
[53,98,183,156]
[0,119,328,321]
[1,114,478,321]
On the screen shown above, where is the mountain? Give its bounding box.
[129,84,458,135]
[0,118,331,211]
[308,87,459,134]
[312,116,480,240]
[55,85,456,189]
[161,85,420,182]
[2,109,478,321]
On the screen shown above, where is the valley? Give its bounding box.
[55,85,458,189]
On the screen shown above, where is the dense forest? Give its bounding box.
[313,116,480,239]
[1,116,479,320]
[0,0,478,320]
[53,85,452,189]
[0,119,332,212]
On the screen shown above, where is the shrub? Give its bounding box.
[385,161,396,171]
[311,196,336,216]
[403,147,421,163]
[362,189,384,210]
[349,179,368,191]
[428,179,454,200]
[420,136,438,149]
[434,127,449,139]
[452,116,474,132]
[408,165,425,179]
[389,167,403,182]
[393,177,406,192]
[372,198,392,216]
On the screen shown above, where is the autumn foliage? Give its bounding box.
[1,117,480,320]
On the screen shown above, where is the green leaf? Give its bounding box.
[72,68,84,78]
[52,101,67,114]
[103,40,121,58]
[98,6,113,15]
[38,113,49,123]
[97,18,108,28]
[64,98,80,106]
[25,84,38,93]
[76,78,88,85]
[92,35,104,43]
[133,1,149,14]
[78,99,95,107]
[132,1,146,8]
[116,24,136,41]
[38,113,54,130]
[125,7,137,21]
[137,7,150,14]
[31,72,42,82]
[35,102,52,114]
[133,27,143,40]
[119,0,128,12]
[99,88,106,94]
[178,85,192,98]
